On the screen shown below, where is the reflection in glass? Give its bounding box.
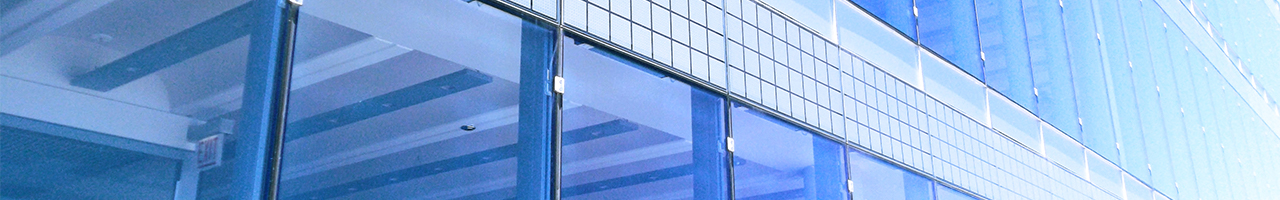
[847,0,917,39]
[560,36,730,199]
[276,0,555,199]
[916,0,983,80]
[732,104,847,200]
[1023,0,1080,141]
[1,0,276,199]
[1062,0,1109,148]
[847,148,931,200]
[1095,0,1145,168]
[975,0,1035,112]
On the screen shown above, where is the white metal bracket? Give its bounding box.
[553,76,565,94]
[726,137,736,152]
[847,180,856,193]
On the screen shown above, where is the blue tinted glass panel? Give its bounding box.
[847,148,932,200]
[1153,15,1198,200]
[1,0,283,199]
[935,183,977,200]
[1087,152,1122,197]
[1043,123,1084,173]
[1139,0,1175,193]
[1116,0,1152,180]
[732,104,848,200]
[975,0,1035,112]
[836,2,918,80]
[847,0,918,39]
[989,90,1042,152]
[1191,49,1230,200]
[277,1,556,199]
[1125,175,1153,200]
[1022,0,1079,139]
[916,0,983,80]
[758,0,835,37]
[1095,0,1144,168]
[1062,0,1113,158]
[560,36,730,199]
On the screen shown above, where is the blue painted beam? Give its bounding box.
[283,69,493,142]
[560,164,695,198]
[280,119,637,200]
[489,163,706,199]
[70,3,258,91]
[282,144,521,200]
[738,189,805,200]
[561,119,639,145]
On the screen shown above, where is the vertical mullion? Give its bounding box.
[238,0,297,199]
[552,0,566,198]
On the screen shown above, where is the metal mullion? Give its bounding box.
[258,1,300,199]
[552,0,565,198]
[721,0,738,199]
[724,97,738,200]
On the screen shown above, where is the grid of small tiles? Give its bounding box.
[509,0,559,19]
[512,0,1164,200]
[722,0,846,136]
[563,0,729,89]
[833,51,1118,200]
[717,0,1125,199]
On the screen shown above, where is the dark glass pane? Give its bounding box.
[560,36,730,199]
[917,0,983,80]
[1022,0,1079,139]
[975,0,1035,112]
[1,0,281,199]
[276,1,555,199]
[847,0,918,39]
[847,148,931,200]
[732,104,847,200]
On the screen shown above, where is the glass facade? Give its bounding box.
[277,1,555,199]
[1,0,289,199]
[4,0,1279,199]
[560,35,729,199]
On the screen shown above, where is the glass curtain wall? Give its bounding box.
[974,0,1034,112]
[731,103,847,200]
[0,0,1020,199]
[1,0,288,199]
[559,35,730,199]
[916,0,982,80]
[275,0,555,199]
[847,147,932,200]
[845,0,917,40]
